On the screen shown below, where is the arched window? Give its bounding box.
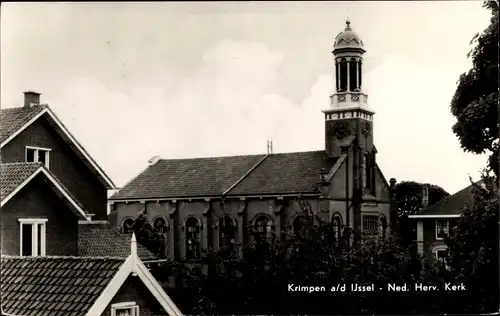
[253,215,273,241]
[339,58,347,91]
[122,218,134,234]
[335,61,340,91]
[219,216,236,250]
[349,58,357,91]
[378,216,387,238]
[185,217,201,259]
[292,215,312,236]
[332,215,342,241]
[153,217,168,234]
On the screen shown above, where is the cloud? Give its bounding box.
[14,40,486,195]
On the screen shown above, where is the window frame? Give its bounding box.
[122,218,135,234]
[25,146,51,169]
[152,216,168,234]
[185,217,201,260]
[253,215,273,240]
[218,215,236,250]
[19,218,47,257]
[435,219,449,240]
[111,302,139,316]
[362,214,379,236]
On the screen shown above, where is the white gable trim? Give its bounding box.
[1,166,92,222]
[86,242,183,316]
[1,107,116,189]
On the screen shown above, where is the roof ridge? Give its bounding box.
[155,149,325,162]
[223,154,269,195]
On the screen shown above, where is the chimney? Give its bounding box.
[23,91,41,108]
[422,185,429,209]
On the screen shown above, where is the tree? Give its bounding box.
[446,174,499,313]
[450,0,499,178]
[394,181,449,246]
[131,209,168,259]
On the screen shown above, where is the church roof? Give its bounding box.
[333,20,365,52]
[110,150,339,200]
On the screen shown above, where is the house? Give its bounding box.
[0,234,183,316]
[108,20,398,261]
[408,182,479,263]
[0,92,160,260]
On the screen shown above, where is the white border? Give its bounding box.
[1,107,115,189]
[1,166,92,222]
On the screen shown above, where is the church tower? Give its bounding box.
[323,20,378,241]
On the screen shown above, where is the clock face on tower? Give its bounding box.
[362,122,371,137]
[333,122,352,140]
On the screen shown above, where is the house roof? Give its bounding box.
[78,223,158,260]
[0,105,115,190]
[0,162,91,221]
[0,256,125,316]
[0,105,46,144]
[110,150,339,200]
[413,182,479,217]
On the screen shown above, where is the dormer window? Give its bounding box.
[19,218,47,257]
[26,146,51,169]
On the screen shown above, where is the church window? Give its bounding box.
[219,216,236,252]
[339,59,348,91]
[349,58,357,91]
[332,215,342,242]
[362,215,378,236]
[292,215,312,236]
[122,218,134,234]
[185,217,201,259]
[365,154,375,194]
[253,215,273,241]
[335,62,340,91]
[153,217,168,234]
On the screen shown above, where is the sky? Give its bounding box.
[1,2,491,195]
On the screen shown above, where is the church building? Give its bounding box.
[108,21,398,260]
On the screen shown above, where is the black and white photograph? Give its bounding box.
[0,1,498,315]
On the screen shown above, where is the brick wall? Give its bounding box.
[1,176,78,256]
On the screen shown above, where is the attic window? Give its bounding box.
[26,146,51,169]
[111,302,139,316]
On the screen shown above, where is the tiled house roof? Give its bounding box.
[110,150,339,200]
[0,105,115,189]
[0,162,41,201]
[418,181,480,216]
[0,105,46,144]
[78,223,158,260]
[1,162,91,219]
[0,256,125,316]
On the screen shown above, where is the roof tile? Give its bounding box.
[0,105,46,144]
[78,223,158,260]
[111,150,338,199]
[1,256,125,316]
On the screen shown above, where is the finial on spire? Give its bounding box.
[131,232,137,257]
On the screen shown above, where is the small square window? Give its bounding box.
[436,220,449,240]
[111,302,139,316]
[25,147,51,169]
